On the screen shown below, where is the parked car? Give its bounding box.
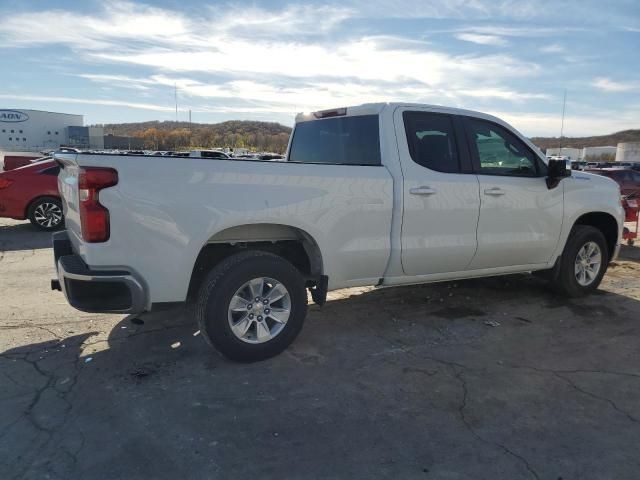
[570,161,587,170]
[188,150,231,159]
[2,155,43,171]
[258,153,284,161]
[52,103,623,362]
[0,159,63,230]
[547,155,570,162]
[586,168,640,197]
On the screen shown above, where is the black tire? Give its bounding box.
[27,196,64,231]
[195,250,308,362]
[551,225,609,297]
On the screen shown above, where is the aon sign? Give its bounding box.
[0,110,29,122]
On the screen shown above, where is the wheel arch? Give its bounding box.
[187,223,324,300]
[572,211,619,261]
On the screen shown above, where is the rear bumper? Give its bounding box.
[52,231,146,314]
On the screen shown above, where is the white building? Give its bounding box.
[582,146,616,160]
[616,142,640,163]
[0,108,103,152]
[545,147,581,160]
[546,146,617,161]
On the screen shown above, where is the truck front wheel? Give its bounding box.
[195,250,308,362]
[552,225,609,297]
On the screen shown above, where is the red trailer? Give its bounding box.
[622,196,639,246]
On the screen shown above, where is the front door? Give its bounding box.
[394,108,480,275]
[463,117,564,269]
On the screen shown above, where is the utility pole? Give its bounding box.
[174,83,178,123]
[559,89,566,156]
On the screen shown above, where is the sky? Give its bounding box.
[0,0,638,136]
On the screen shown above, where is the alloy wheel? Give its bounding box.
[227,277,291,344]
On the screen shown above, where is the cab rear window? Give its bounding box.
[288,115,381,166]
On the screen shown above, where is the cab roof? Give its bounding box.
[295,102,507,126]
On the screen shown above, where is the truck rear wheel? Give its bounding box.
[195,250,308,362]
[552,225,609,297]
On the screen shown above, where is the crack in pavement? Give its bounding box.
[454,369,541,480]
[507,363,640,424]
[368,334,541,479]
[0,324,64,340]
[2,351,83,480]
[554,372,639,423]
[0,331,101,478]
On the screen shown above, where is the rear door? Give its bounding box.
[463,117,563,269]
[394,108,480,275]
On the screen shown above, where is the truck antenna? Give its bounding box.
[559,89,566,156]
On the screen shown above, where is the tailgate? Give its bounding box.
[55,153,83,244]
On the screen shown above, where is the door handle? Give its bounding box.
[484,187,506,196]
[410,186,437,195]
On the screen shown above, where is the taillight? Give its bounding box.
[0,178,13,189]
[78,167,118,242]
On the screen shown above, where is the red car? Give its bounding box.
[0,159,63,230]
[3,155,43,171]
[586,168,640,198]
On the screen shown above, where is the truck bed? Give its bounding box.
[56,153,394,306]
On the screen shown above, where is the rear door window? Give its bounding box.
[402,111,460,173]
[288,115,381,166]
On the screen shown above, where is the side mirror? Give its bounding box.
[546,159,571,189]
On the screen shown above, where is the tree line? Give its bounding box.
[95,120,293,153]
[530,129,640,151]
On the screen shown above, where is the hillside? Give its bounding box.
[92,120,293,153]
[530,129,640,151]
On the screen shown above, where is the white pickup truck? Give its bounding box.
[52,103,624,361]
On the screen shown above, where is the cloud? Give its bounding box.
[0,94,177,112]
[76,72,551,119]
[593,77,640,92]
[205,4,353,35]
[0,2,535,85]
[0,1,582,132]
[90,38,536,87]
[457,88,550,101]
[493,108,640,137]
[539,44,565,54]
[0,1,351,49]
[350,0,639,27]
[456,33,508,46]
[78,74,155,90]
[0,1,191,50]
[0,0,554,122]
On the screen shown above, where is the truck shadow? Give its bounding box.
[617,244,640,263]
[2,273,640,478]
[0,221,54,251]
